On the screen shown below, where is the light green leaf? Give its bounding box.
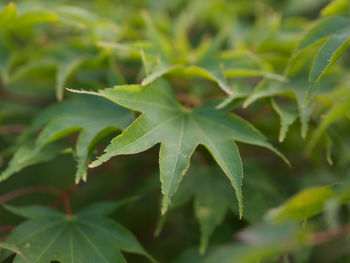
[326,134,333,166]
[243,80,282,109]
[142,11,174,63]
[139,13,233,95]
[266,186,335,222]
[35,96,133,183]
[204,223,305,263]
[1,96,133,183]
[80,79,287,218]
[1,203,154,263]
[139,56,233,96]
[14,9,59,28]
[321,0,350,17]
[294,16,350,105]
[97,41,153,61]
[178,65,233,95]
[141,63,182,86]
[9,59,58,84]
[296,16,350,51]
[56,56,86,101]
[271,99,298,142]
[215,82,252,109]
[224,69,287,82]
[305,33,350,105]
[0,2,18,29]
[242,77,313,139]
[306,89,350,154]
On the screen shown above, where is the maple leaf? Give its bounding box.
[0,202,155,263]
[155,163,285,254]
[293,16,350,105]
[242,77,313,139]
[70,79,288,217]
[0,96,133,183]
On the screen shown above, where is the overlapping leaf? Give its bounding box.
[156,165,235,254]
[271,99,298,142]
[203,223,306,263]
[156,163,284,254]
[242,77,313,139]
[266,186,336,223]
[306,87,350,154]
[98,11,285,96]
[75,79,288,217]
[0,3,58,31]
[0,96,133,183]
[294,15,350,104]
[0,202,154,263]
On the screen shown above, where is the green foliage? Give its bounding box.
[1,0,350,262]
[1,96,132,183]
[80,79,286,217]
[0,202,153,263]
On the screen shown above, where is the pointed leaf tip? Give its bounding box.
[161,195,171,215]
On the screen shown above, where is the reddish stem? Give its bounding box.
[0,186,61,205]
[0,225,15,232]
[0,125,27,135]
[62,192,73,217]
[310,224,350,245]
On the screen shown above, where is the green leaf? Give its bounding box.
[142,11,174,63]
[141,63,182,87]
[271,99,298,142]
[266,186,335,223]
[36,96,132,183]
[80,79,287,218]
[305,33,350,105]
[294,16,350,105]
[1,96,133,183]
[0,242,29,262]
[13,9,59,29]
[1,202,154,263]
[296,16,350,51]
[321,0,350,17]
[204,223,305,263]
[9,59,58,84]
[243,80,282,109]
[177,65,233,95]
[306,89,350,154]
[0,141,68,183]
[215,82,253,109]
[138,13,233,95]
[326,134,333,166]
[169,165,235,254]
[0,3,18,29]
[242,77,313,139]
[157,163,285,253]
[224,68,287,82]
[56,56,86,101]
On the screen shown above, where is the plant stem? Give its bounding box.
[309,224,350,245]
[63,192,73,217]
[0,186,61,205]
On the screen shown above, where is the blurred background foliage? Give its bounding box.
[0,0,350,262]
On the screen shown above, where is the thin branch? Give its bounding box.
[62,191,73,217]
[0,226,14,232]
[0,186,62,205]
[309,224,350,246]
[176,93,201,107]
[0,125,27,135]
